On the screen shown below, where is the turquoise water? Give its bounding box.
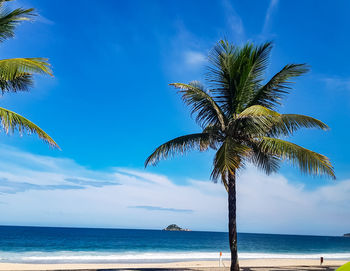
[0,226,350,263]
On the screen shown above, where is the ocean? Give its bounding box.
[0,226,350,263]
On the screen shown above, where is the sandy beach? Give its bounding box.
[0,259,346,271]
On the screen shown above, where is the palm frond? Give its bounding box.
[206,40,239,116]
[145,133,210,167]
[260,137,335,179]
[0,58,52,81]
[234,42,273,112]
[269,114,329,136]
[170,82,226,130]
[146,40,335,187]
[232,105,280,138]
[199,124,222,151]
[249,64,309,109]
[238,104,281,118]
[211,138,251,183]
[0,107,59,148]
[0,73,33,93]
[206,41,274,115]
[237,106,329,137]
[250,148,280,175]
[0,4,35,42]
[248,139,281,175]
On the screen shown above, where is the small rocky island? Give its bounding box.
[344,233,350,237]
[163,224,191,231]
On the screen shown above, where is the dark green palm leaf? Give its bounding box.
[232,105,280,138]
[206,41,274,115]
[0,73,33,93]
[233,42,273,112]
[211,138,251,184]
[250,143,281,175]
[206,40,239,115]
[0,4,35,42]
[249,64,309,109]
[200,124,222,151]
[170,82,226,130]
[145,133,210,166]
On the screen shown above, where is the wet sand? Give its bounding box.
[0,259,346,270]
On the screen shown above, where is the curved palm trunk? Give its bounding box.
[228,172,239,271]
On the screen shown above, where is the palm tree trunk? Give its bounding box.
[228,172,239,271]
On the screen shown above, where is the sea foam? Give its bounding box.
[1,251,349,263]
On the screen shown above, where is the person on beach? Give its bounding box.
[219,251,225,267]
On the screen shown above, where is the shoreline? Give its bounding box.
[0,259,347,270]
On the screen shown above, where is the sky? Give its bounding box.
[0,0,350,235]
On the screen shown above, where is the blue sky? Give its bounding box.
[0,0,350,235]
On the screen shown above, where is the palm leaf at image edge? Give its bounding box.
[0,107,59,148]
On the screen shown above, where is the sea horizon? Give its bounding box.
[0,225,349,264]
[0,224,346,238]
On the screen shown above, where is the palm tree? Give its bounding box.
[0,0,58,148]
[145,40,335,271]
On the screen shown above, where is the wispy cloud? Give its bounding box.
[163,1,244,79]
[37,14,55,25]
[0,145,349,235]
[162,21,208,78]
[0,145,226,230]
[0,178,83,194]
[262,0,279,35]
[65,178,118,188]
[184,51,207,67]
[129,205,193,213]
[321,76,350,91]
[221,0,244,40]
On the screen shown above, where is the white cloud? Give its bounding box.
[0,145,227,230]
[162,22,209,78]
[0,145,349,235]
[236,170,350,235]
[184,51,207,67]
